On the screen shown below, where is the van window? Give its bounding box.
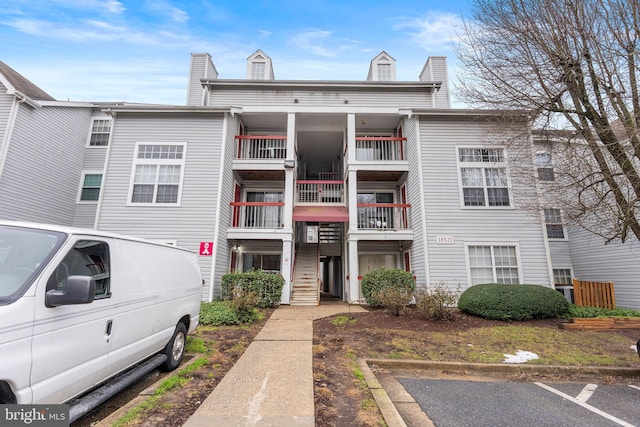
[47,240,111,299]
[0,225,66,303]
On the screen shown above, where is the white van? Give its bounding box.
[0,221,202,405]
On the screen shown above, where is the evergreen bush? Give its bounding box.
[360,268,416,307]
[221,270,284,308]
[457,283,569,321]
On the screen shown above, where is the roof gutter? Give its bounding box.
[13,90,42,109]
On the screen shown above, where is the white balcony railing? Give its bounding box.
[355,137,406,161]
[230,202,285,228]
[357,204,411,230]
[297,180,344,204]
[235,135,287,159]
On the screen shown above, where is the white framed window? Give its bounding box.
[77,171,103,203]
[544,208,565,239]
[128,143,186,205]
[88,119,112,147]
[377,63,392,81]
[250,62,265,80]
[242,253,281,273]
[467,244,521,284]
[458,147,511,207]
[535,152,555,181]
[553,268,572,285]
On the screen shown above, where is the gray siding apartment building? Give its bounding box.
[1,53,638,309]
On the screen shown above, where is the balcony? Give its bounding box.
[235,135,287,160]
[230,202,285,229]
[297,180,344,204]
[355,136,405,161]
[357,203,411,230]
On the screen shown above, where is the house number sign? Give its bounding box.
[436,236,454,244]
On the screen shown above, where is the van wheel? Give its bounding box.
[161,323,187,371]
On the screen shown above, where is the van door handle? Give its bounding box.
[105,320,113,339]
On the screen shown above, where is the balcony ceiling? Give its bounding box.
[357,170,406,181]
[236,170,285,181]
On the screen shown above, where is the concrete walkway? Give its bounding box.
[183,302,367,427]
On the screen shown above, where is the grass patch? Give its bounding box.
[112,357,208,426]
[366,326,638,366]
[331,315,357,326]
[185,336,208,353]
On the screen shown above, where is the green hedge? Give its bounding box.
[200,300,257,325]
[221,270,284,308]
[361,268,416,306]
[457,283,569,321]
[565,305,640,318]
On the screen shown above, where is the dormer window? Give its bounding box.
[251,62,266,80]
[246,50,274,80]
[377,64,392,81]
[368,52,396,81]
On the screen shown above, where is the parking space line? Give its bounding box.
[576,384,598,402]
[630,385,640,392]
[535,382,635,427]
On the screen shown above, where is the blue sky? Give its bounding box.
[0,0,472,105]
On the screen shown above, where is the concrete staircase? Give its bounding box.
[290,243,320,306]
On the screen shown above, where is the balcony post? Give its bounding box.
[280,238,292,304]
[283,113,296,230]
[347,113,356,163]
[347,238,360,303]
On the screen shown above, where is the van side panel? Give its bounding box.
[0,296,36,403]
[30,238,112,403]
[101,239,202,378]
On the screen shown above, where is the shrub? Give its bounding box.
[457,283,569,321]
[373,286,413,316]
[221,270,284,308]
[200,300,245,325]
[230,287,258,323]
[360,268,416,307]
[565,305,640,318]
[416,282,460,320]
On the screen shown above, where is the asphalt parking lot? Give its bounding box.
[398,378,640,427]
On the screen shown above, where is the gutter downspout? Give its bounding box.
[0,97,21,180]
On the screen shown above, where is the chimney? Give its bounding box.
[419,56,450,109]
[186,53,218,106]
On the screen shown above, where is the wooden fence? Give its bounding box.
[572,278,616,309]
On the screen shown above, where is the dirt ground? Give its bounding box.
[74,307,640,427]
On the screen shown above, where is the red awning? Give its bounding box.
[292,206,349,222]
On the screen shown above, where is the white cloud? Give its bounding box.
[144,1,189,23]
[289,30,361,58]
[13,0,127,14]
[394,11,463,52]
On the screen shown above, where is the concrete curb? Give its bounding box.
[357,359,407,427]
[364,359,640,378]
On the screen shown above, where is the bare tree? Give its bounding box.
[456,0,640,243]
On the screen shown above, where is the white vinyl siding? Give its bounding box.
[418,116,550,290]
[467,244,520,285]
[0,103,92,225]
[128,143,186,205]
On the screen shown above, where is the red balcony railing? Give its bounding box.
[297,180,344,204]
[355,136,406,161]
[230,202,285,228]
[235,135,287,159]
[357,203,411,230]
